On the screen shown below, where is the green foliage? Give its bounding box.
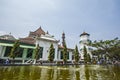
[63,42,67,63]
[9,40,20,59]
[34,44,40,60]
[90,37,120,61]
[87,53,91,62]
[74,45,79,63]
[83,46,87,63]
[83,46,91,63]
[48,43,55,62]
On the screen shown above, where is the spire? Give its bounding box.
[62,32,65,47]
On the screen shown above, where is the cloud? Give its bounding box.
[0,0,120,48]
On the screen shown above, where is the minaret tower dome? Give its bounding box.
[80,32,90,42]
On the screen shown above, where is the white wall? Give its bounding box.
[80,35,89,41]
[36,39,58,61]
[68,51,73,61]
[58,49,73,61]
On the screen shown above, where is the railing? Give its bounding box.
[24,59,34,64]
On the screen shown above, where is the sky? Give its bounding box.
[0,0,120,48]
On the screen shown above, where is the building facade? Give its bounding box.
[0,27,74,63]
[0,39,35,63]
[35,32,59,61]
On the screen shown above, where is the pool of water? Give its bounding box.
[0,65,120,80]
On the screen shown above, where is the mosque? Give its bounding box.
[0,27,92,64]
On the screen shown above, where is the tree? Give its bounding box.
[34,44,40,60]
[89,37,120,61]
[33,44,40,64]
[63,42,67,64]
[74,45,79,63]
[83,46,88,64]
[48,43,54,62]
[87,53,91,63]
[9,40,20,63]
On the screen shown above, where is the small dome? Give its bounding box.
[0,34,16,40]
[80,32,90,37]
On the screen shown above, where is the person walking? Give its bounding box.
[5,58,9,64]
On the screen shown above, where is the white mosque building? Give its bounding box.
[0,27,74,63]
[0,27,94,64]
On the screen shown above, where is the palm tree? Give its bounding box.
[90,37,120,62]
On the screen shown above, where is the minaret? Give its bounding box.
[80,32,90,46]
[62,32,65,47]
[79,32,91,60]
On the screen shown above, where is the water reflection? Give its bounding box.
[0,65,120,80]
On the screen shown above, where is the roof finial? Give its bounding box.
[40,26,41,29]
[83,29,85,33]
[9,32,11,35]
[46,31,49,34]
[62,31,65,35]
